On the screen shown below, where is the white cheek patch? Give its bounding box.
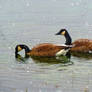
[18,49,25,57]
[56,49,69,56]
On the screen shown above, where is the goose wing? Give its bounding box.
[71,39,92,52]
[30,43,67,56]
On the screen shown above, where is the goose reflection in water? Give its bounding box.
[15,52,92,65]
[15,52,72,65]
[71,52,92,59]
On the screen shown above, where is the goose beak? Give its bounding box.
[55,32,60,35]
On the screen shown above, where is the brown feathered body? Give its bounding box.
[29,43,68,57]
[71,39,92,53]
[28,39,92,56]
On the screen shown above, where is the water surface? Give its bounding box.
[0,0,92,92]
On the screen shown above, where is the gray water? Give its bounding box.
[0,0,92,92]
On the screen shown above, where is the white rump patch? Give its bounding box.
[89,51,92,53]
[56,49,69,56]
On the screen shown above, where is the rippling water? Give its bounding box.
[0,0,92,92]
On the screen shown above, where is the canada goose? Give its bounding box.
[15,29,72,57]
[55,29,92,53]
[55,29,92,54]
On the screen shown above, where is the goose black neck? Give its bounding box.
[22,45,30,53]
[65,31,72,45]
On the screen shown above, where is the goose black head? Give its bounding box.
[15,44,30,55]
[55,29,72,45]
[55,29,67,35]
